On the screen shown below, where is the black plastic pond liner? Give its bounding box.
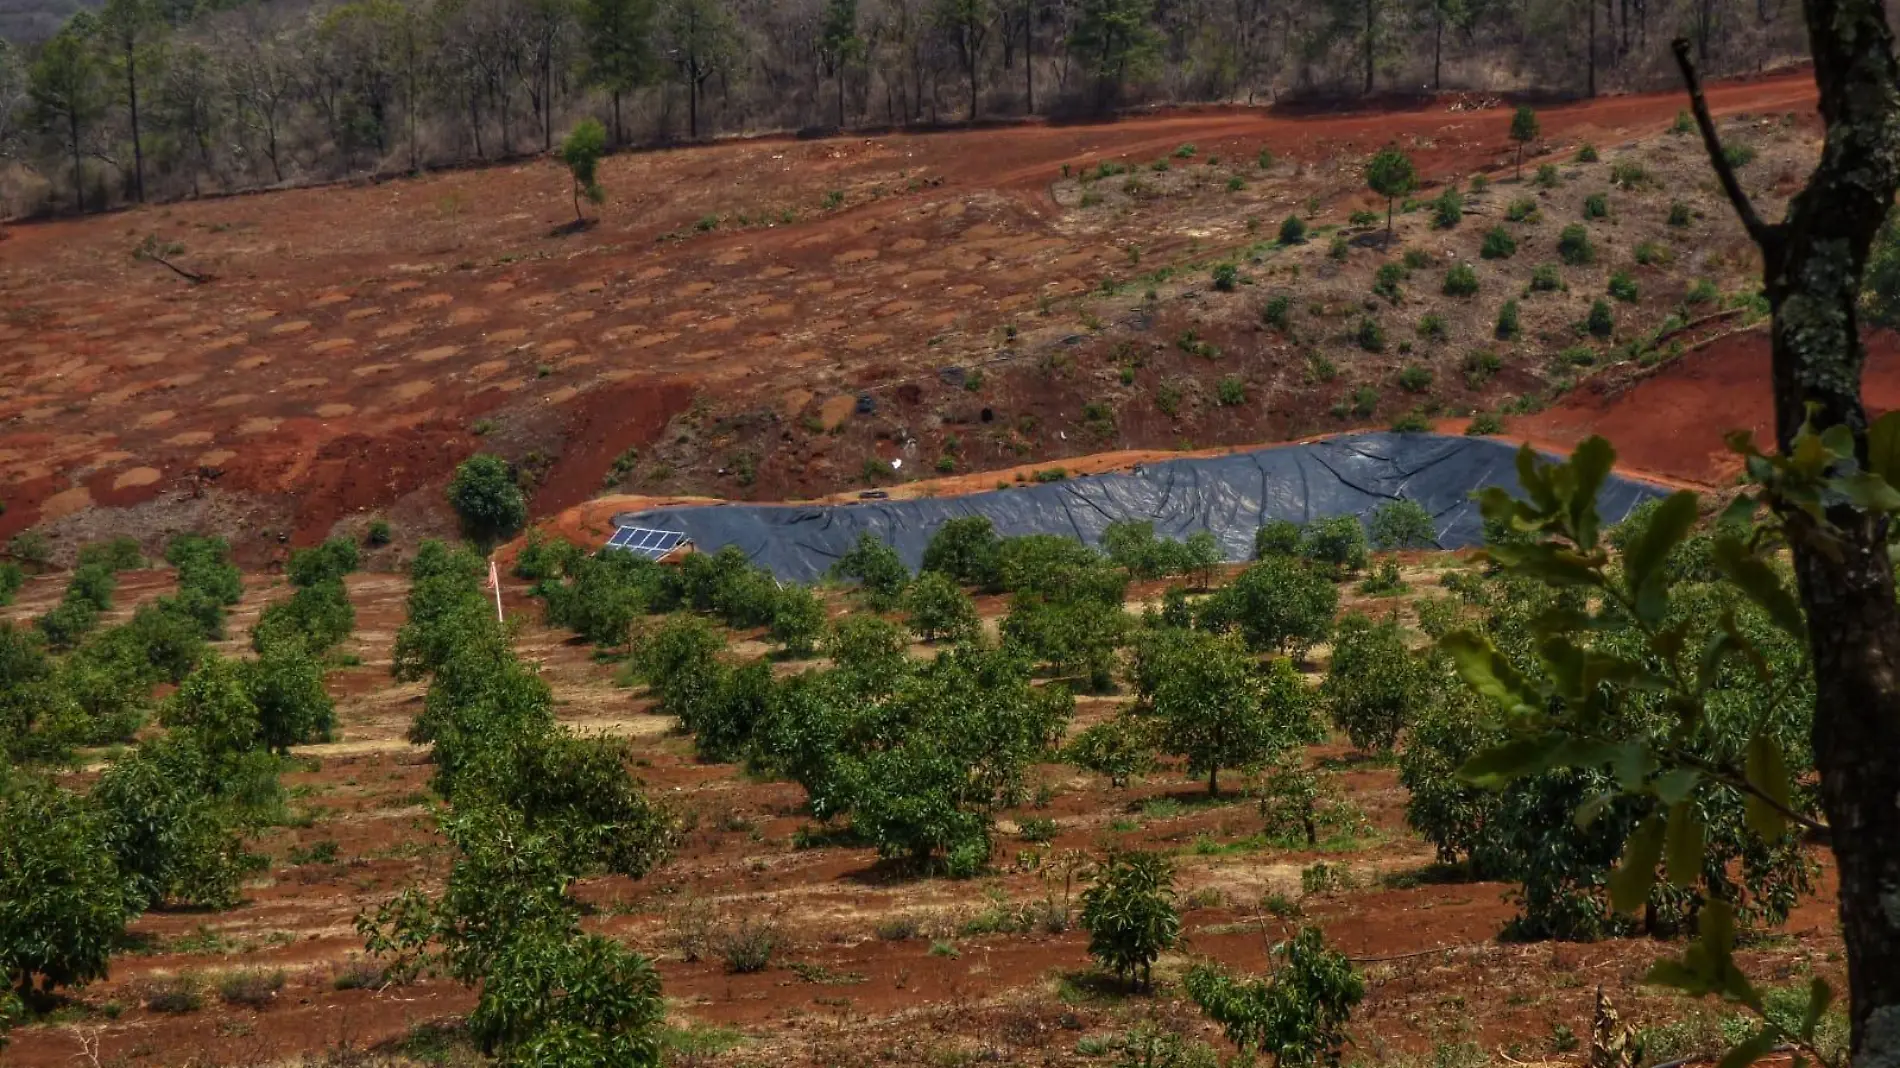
[611,432,1667,584]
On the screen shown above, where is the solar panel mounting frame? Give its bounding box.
[604,525,688,560]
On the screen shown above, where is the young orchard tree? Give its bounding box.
[770,583,827,658]
[559,118,608,224]
[1508,106,1539,180]
[1080,849,1179,992]
[830,532,909,610]
[447,454,528,552]
[1186,927,1365,1066]
[0,777,129,1001]
[1365,146,1416,248]
[1322,612,1433,753]
[904,570,979,643]
[1369,499,1438,550]
[1146,628,1314,797]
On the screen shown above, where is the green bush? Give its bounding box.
[1496,299,1522,339]
[1080,850,1179,991]
[830,533,909,610]
[1217,375,1247,406]
[447,454,528,550]
[1254,520,1304,560]
[365,519,392,547]
[1212,263,1240,292]
[1322,613,1434,751]
[1416,313,1447,340]
[905,571,979,643]
[1582,192,1608,219]
[1557,224,1594,265]
[1372,262,1405,302]
[76,537,143,572]
[6,530,51,568]
[1505,198,1538,223]
[1431,185,1463,229]
[1608,271,1640,303]
[1668,201,1693,227]
[0,777,130,995]
[245,636,336,753]
[1442,264,1478,296]
[1369,500,1437,550]
[1466,412,1505,435]
[1301,516,1369,576]
[1686,279,1719,306]
[1530,263,1563,292]
[1575,143,1598,162]
[1355,317,1385,353]
[1144,629,1316,795]
[1533,163,1559,188]
[1279,215,1307,244]
[1263,294,1294,332]
[1185,927,1364,1067]
[770,583,826,657]
[1480,226,1517,260]
[251,579,354,656]
[1390,410,1431,433]
[1587,299,1616,338]
[286,538,359,587]
[920,516,1003,590]
[1064,714,1160,788]
[0,562,21,608]
[1199,556,1338,657]
[1397,366,1434,394]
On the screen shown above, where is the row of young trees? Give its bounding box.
[362,539,677,1062]
[0,0,1805,214]
[1,534,351,1046]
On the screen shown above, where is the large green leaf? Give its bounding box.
[1742,733,1792,841]
[1608,813,1664,913]
[1712,538,1806,642]
[1869,410,1900,485]
[1439,632,1539,714]
[1623,491,1700,623]
[1715,1030,1779,1068]
[1664,800,1705,885]
[1457,735,1567,788]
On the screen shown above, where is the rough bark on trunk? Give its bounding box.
[1675,16,1900,1064]
[126,46,144,203]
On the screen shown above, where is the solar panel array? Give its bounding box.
[604,526,688,560]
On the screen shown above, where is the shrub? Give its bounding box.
[905,571,979,643]
[1279,215,1307,244]
[1668,201,1693,227]
[0,562,21,608]
[1185,927,1364,1067]
[1302,516,1369,576]
[245,637,335,753]
[921,516,1002,590]
[1217,376,1247,406]
[1575,143,1599,162]
[1355,317,1385,352]
[1505,198,1538,222]
[1587,299,1616,338]
[1557,224,1594,265]
[1372,262,1405,302]
[770,583,827,657]
[1530,263,1564,291]
[1480,226,1516,260]
[1582,192,1608,219]
[218,968,285,1009]
[1263,294,1294,332]
[1254,520,1304,559]
[1212,263,1240,292]
[1323,613,1434,751]
[1397,366,1434,394]
[1634,240,1666,266]
[77,537,143,572]
[7,530,52,568]
[1402,248,1431,269]
[1064,714,1160,788]
[1533,163,1559,188]
[1350,385,1380,417]
[447,454,527,550]
[1431,185,1463,229]
[144,975,205,1014]
[1369,500,1437,550]
[1080,850,1179,991]
[1200,556,1338,657]
[1608,271,1640,303]
[1417,313,1447,340]
[1724,142,1757,168]
[1329,234,1349,260]
[1390,410,1431,433]
[1496,299,1522,339]
[1609,160,1647,187]
[1442,263,1478,296]
[1686,278,1719,306]
[0,778,129,995]
[286,537,359,588]
[830,533,909,610]
[365,519,392,547]
[718,916,778,974]
[1466,412,1505,435]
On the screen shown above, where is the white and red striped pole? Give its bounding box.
[488,558,504,622]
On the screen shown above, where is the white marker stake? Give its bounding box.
[488,558,504,623]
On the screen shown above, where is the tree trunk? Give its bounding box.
[1385,195,1394,245]
[127,46,144,203]
[69,110,84,212]
[837,70,845,126]
[1432,9,1443,90]
[613,89,623,146]
[1588,0,1598,97]
[1207,767,1219,797]
[1363,0,1375,95]
[1675,11,1900,1061]
[1024,2,1033,113]
[690,72,700,139]
[968,55,978,121]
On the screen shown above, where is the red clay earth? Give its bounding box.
[0,68,1821,559]
[1520,327,1900,485]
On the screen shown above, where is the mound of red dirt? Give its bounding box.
[1519,327,1900,485]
